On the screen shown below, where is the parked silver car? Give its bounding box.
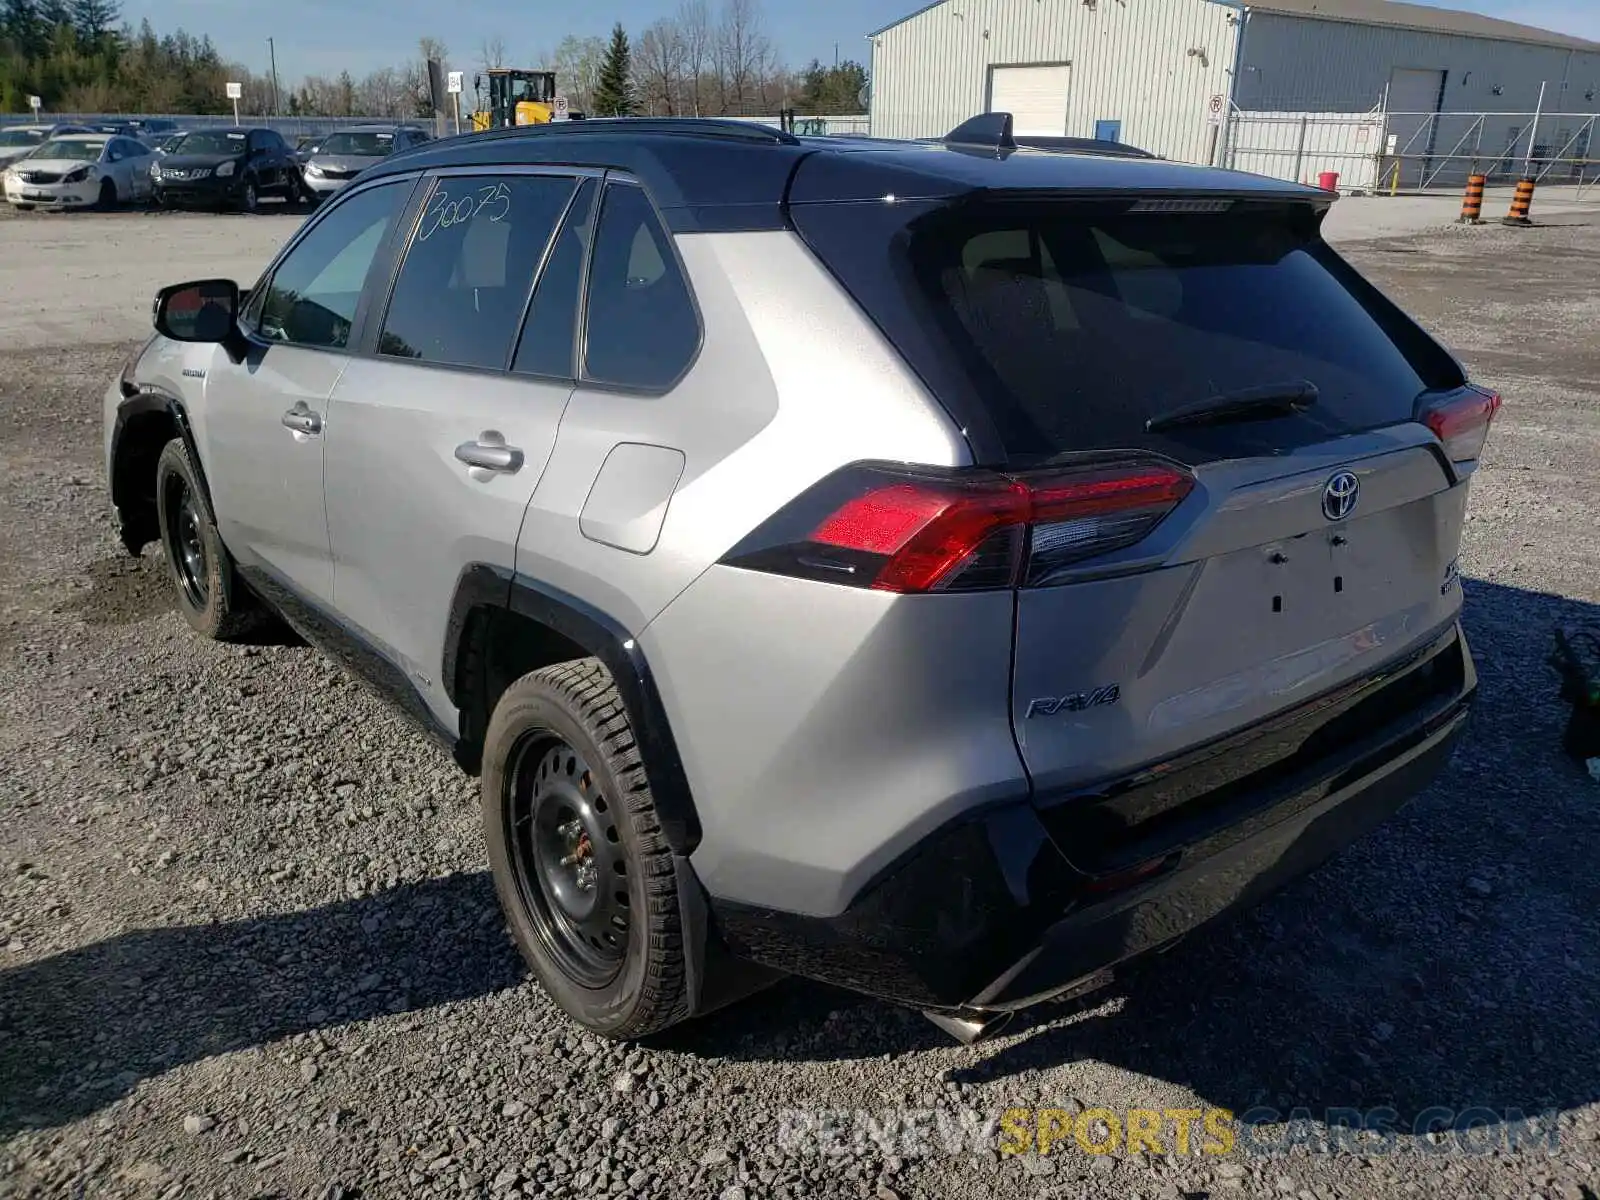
[300,125,430,199]
[103,114,1492,1043]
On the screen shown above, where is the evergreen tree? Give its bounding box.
[592,22,633,118]
[70,0,118,44]
[2,0,44,57]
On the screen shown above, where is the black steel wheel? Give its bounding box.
[481,658,690,1039]
[162,470,209,611]
[153,438,260,640]
[507,737,631,988]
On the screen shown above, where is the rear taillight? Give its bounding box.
[1419,386,1501,465]
[721,459,1194,594]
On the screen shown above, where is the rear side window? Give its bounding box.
[794,198,1462,463]
[512,177,596,379]
[379,174,577,370]
[581,183,699,390]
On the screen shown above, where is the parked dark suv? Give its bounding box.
[152,126,307,211]
[105,114,1491,1043]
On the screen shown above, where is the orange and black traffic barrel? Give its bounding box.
[1502,178,1536,226]
[1459,174,1486,224]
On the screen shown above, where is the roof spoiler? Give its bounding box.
[945,112,1016,154]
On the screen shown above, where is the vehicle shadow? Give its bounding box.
[0,872,524,1138]
[666,577,1600,1130]
[5,579,1596,1138]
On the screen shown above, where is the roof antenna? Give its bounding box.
[945,112,1016,154]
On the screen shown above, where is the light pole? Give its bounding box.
[268,37,282,116]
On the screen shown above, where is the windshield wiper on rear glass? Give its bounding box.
[1145,380,1319,433]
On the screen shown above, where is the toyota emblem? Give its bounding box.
[1322,471,1359,521]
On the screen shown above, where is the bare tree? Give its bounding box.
[716,0,772,115]
[679,0,711,116]
[637,19,687,116]
[480,34,508,73]
[358,67,407,117]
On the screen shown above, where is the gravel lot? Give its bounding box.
[2,204,1599,1200]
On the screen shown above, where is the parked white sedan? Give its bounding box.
[3,134,155,211]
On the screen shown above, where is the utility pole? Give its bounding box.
[268,37,282,116]
[834,43,839,68]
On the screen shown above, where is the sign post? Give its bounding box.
[226,80,242,124]
[447,70,463,136]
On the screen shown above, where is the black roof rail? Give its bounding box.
[945,112,1016,153]
[473,116,800,146]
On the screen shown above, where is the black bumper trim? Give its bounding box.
[710,628,1475,1012]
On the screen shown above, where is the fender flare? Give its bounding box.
[109,388,216,551]
[444,564,703,856]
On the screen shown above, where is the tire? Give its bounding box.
[97,178,117,210]
[481,659,689,1040]
[153,438,259,640]
[238,179,258,213]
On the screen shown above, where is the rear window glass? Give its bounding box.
[795,198,1461,462]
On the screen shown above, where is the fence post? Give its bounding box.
[1292,115,1308,182]
[1523,81,1546,178]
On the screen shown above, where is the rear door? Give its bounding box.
[322,168,594,720]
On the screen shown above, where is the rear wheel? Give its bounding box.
[238,179,258,213]
[97,178,117,210]
[154,439,259,640]
[481,659,689,1039]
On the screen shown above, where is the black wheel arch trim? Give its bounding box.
[444,564,703,856]
[111,387,216,553]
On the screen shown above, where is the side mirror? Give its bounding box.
[154,279,240,344]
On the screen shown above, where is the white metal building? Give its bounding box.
[867,0,1600,187]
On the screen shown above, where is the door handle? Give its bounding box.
[455,432,524,474]
[282,407,322,435]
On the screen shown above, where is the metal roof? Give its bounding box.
[363,117,1323,234]
[871,0,1600,52]
[1213,0,1600,52]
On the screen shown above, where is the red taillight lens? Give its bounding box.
[723,460,1194,593]
[1420,386,1501,465]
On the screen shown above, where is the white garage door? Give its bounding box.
[989,65,1070,136]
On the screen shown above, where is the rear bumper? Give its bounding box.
[710,624,1474,1012]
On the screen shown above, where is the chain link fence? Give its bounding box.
[1223,97,1600,196]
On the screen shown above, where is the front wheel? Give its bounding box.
[154,439,259,640]
[481,659,690,1040]
[238,179,258,213]
[97,178,117,210]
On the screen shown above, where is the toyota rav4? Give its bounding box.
[104,115,1492,1042]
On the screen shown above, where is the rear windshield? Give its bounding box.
[0,129,45,148]
[793,197,1462,463]
[319,132,396,156]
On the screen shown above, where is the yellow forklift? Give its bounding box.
[471,68,583,130]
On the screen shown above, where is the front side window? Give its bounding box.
[253,181,408,349]
[378,173,577,370]
[581,184,699,390]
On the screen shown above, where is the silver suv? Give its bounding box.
[104,116,1492,1042]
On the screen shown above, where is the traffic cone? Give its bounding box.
[1501,178,1536,226]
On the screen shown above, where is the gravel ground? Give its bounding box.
[2,211,1599,1200]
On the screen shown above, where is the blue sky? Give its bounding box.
[121,0,1600,83]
